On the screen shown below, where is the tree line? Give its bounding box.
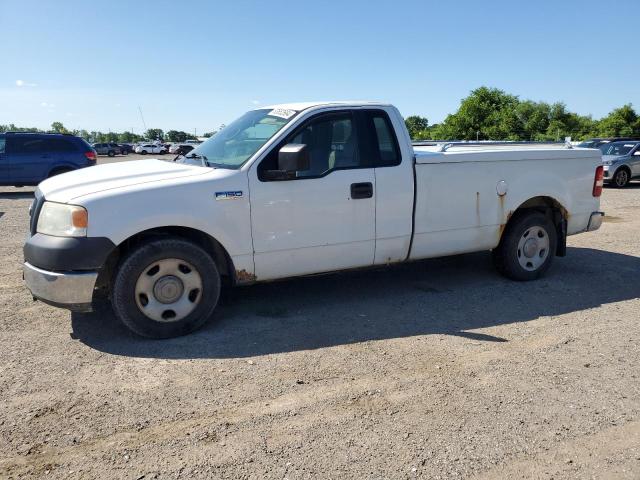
[405,86,640,141]
[0,122,218,143]
[2,86,639,143]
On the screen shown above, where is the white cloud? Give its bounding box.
[16,79,37,87]
[251,100,261,105]
[40,102,48,107]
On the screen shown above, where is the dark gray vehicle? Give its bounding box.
[92,143,122,157]
[600,141,640,187]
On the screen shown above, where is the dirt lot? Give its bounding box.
[1,159,639,479]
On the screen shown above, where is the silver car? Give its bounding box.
[600,141,640,187]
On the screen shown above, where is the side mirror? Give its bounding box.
[264,144,310,180]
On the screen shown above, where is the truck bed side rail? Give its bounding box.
[412,141,573,152]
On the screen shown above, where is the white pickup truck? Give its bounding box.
[23,101,605,338]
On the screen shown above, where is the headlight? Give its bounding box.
[602,160,613,166]
[36,202,88,237]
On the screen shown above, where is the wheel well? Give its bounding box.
[96,226,236,291]
[615,165,631,175]
[48,166,73,177]
[503,196,568,257]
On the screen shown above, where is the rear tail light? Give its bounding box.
[85,150,97,164]
[593,165,604,197]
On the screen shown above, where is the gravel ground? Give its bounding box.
[1,159,639,479]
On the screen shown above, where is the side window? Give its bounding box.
[9,137,46,154]
[45,138,77,152]
[368,112,401,167]
[259,112,362,180]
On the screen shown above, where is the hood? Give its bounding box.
[38,159,210,203]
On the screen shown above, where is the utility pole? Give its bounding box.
[476,131,480,141]
[138,106,147,132]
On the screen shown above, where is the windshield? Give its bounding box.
[600,142,638,156]
[186,108,298,168]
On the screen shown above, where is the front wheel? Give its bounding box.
[111,238,221,338]
[107,150,115,157]
[492,211,557,281]
[140,150,147,155]
[612,168,630,188]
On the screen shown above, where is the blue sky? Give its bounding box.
[1,0,639,133]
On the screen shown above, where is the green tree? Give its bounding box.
[50,122,69,134]
[433,87,520,140]
[404,116,429,139]
[596,104,639,137]
[165,130,196,142]
[145,128,164,140]
[202,131,217,138]
[117,131,142,143]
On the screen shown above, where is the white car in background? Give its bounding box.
[134,144,166,155]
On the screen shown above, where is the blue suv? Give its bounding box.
[0,132,97,186]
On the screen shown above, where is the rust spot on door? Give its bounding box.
[236,269,257,283]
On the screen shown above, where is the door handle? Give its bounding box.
[350,182,373,199]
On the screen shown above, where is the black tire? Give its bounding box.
[140,150,147,155]
[159,150,166,155]
[612,168,630,188]
[121,150,128,156]
[492,211,557,281]
[48,168,72,178]
[107,150,115,157]
[111,238,221,338]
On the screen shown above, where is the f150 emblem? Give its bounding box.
[215,191,243,200]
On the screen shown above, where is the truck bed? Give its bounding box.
[408,145,601,261]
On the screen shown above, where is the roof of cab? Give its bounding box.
[259,101,392,111]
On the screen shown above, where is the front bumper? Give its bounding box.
[587,211,605,232]
[23,262,97,312]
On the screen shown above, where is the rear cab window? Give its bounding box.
[366,111,401,167]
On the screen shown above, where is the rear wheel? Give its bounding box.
[612,168,630,188]
[493,211,557,281]
[111,238,221,338]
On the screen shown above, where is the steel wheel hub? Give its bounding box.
[153,275,184,304]
[517,226,550,271]
[135,258,202,322]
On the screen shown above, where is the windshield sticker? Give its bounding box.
[268,108,297,120]
[215,191,243,200]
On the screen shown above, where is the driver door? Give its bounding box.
[248,110,376,280]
